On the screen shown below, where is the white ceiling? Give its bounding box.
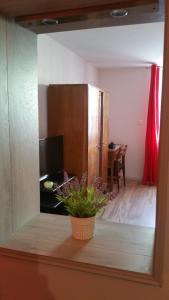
[48,22,164,68]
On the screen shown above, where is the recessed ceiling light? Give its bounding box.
[110,9,128,18]
[41,19,59,25]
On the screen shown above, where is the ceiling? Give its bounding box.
[48,22,164,68]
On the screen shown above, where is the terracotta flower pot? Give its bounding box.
[70,216,95,240]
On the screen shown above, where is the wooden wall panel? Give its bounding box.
[100,91,109,182]
[48,84,88,179]
[6,21,39,230]
[0,17,12,239]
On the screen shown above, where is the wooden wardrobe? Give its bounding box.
[47,84,109,184]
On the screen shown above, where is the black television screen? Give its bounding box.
[39,136,63,177]
[39,138,47,177]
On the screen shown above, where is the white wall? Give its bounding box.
[98,67,151,180]
[38,34,98,138]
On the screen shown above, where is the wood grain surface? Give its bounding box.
[0,0,159,18]
[0,213,154,274]
[100,91,109,182]
[101,180,156,227]
[6,21,40,231]
[48,84,108,183]
[48,84,88,179]
[16,1,164,34]
[0,17,12,240]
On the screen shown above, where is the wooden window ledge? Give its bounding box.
[0,213,157,285]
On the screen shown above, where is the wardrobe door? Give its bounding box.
[88,86,100,184]
[48,84,88,179]
[100,91,109,183]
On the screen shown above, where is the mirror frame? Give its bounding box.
[0,0,168,289]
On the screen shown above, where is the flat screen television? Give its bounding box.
[39,136,63,178]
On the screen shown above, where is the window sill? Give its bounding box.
[0,213,157,286]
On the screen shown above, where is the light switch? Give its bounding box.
[138,120,143,125]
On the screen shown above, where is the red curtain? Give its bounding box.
[143,64,160,185]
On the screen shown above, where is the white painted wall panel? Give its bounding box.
[98,67,151,180]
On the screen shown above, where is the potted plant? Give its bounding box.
[57,172,115,240]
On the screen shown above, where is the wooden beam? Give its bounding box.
[15,1,163,34]
[0,0,159,18]
[15,0,157,22]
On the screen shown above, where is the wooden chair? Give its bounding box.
[108,146,121,191]
[114,145,128,191]
[108,144,128,192]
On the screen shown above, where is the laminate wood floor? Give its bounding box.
[100,180,156,228]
